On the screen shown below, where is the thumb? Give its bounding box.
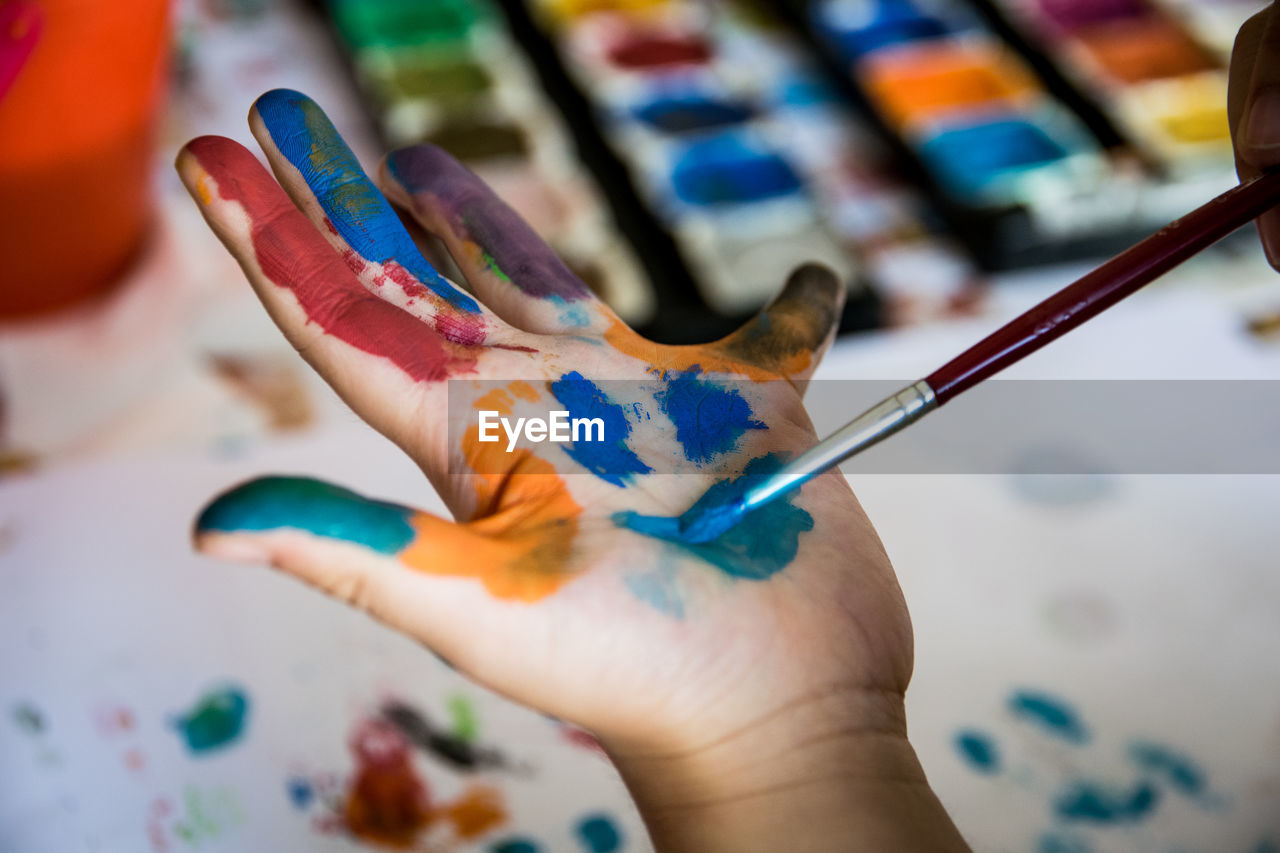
[709,263,845,390]
[193,477,574,658]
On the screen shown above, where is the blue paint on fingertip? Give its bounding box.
[197,476,417,554]
[253,89,478,314]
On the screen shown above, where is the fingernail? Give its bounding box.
[197,535,273,565]
[1245,90,1280,155]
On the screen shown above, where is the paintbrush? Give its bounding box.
[678,169,1280,543]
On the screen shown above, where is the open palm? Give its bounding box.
[179,89,913,755]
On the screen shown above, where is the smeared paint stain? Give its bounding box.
[625,567,685,618]
[287,775,315,810]
[954,729,1000,774]
[1128,741,1207,797]
[491,839,542,853]
[184,137,481,383]
[124,749,146,772]
[164,786,245,848]
[343,717,432,847]
[575,813,622,852]
[172,685,249,754]
[558,724,607,758]
[94,703,135,735]
[386,144,593,303]
[1009,689,1088,744]
[11,702,43,734]
[381,700,519,772]
[1053,778,1158,823]
[441,785,507,839]
[1037,829,1092,853]
[653,368,765,464]
[254,90,479,316]
[548,372,651,486]
[447,694,479,743]
[613,453,813,580]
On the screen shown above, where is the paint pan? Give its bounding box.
[1071,15,1219,86]
[606,28,712,70]
[1028,0,1150,37]
[863,40,1042,129]
[812,0,963,58]
[357,50,495,115]
[1116,71,1233,169]
[541,0,672,23]
[631,90,757,133]
[917,111,1075,203]
[668,130,805,207]
[327,0,488,50]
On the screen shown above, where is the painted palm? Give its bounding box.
[179,90,912,750]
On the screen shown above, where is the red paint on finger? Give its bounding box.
[185,137,480,382]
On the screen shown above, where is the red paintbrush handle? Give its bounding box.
[925,170,1280,404]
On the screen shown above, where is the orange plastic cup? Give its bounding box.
[0,0,171,318]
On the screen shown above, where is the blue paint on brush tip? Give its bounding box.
[614,453,813,579]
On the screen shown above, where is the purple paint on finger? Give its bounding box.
[386,145,593,302]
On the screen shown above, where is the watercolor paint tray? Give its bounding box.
[788,0,1249,270]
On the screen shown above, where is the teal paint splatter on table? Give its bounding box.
[613,453,813,580]
[1009,689,1089,744]
[954,729,999,774]
[1127,741,1207,798]
[549,372,652,486]
[197,477,417,553]
[654,368,765,464]
[11,702,44,735]
[575,813,622,852]
[1054,779,1158,824]
[172,686,250,754]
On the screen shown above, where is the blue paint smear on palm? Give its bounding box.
[254,89,480,314]
[197,477,417,554]
[1009,689,1089,744]
[655,368,765,465]
[613,453,814,579]
[549,372,652,486]
[575,814,622,853]
[173,686,250,754]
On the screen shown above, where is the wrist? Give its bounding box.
[602,685,968,852]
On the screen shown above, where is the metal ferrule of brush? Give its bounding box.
[739,380,938,513]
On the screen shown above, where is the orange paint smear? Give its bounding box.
[865,42,1040,129]
[1074,18,1217,85]
[398,381,583,603]
[603,320,811,380]
[437,785,507,839]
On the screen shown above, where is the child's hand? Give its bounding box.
[1231,1,1280,268]
[178,89,965,851]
